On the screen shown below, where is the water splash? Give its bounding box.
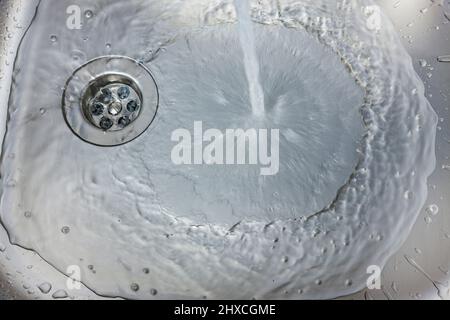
[234,0,265,117]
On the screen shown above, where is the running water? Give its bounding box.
[234,0,266,117]
[0,0,438,300]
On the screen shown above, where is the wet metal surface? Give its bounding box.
[0,0,449,300]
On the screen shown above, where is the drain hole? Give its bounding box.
[81,73,142,132]
[63,56,159,146]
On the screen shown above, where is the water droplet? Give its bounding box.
[143,268,150,274]
[84,10,93,19]
[24,211,32,218]
[439,266,449,275]
[50,35,57,43]
[426,204,439,216]
[130,283,140,292]
[52,289,68,299]
[150,288,158,296]
[61,226,70,234]
[38,282,52,294]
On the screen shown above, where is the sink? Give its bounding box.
[0,0,448,300]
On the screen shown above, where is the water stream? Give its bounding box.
[234,0,266,117]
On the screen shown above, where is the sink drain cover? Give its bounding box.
[62,56,159,146]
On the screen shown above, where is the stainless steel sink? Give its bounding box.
[0,0,449,300]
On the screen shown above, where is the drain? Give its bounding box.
[81,74,141,132]
[63,56,159,146]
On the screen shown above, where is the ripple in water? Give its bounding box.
[0,0,437,299]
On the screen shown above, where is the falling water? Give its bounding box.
[234,0,266,117]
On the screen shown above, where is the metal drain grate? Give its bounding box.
[62,56,159,146]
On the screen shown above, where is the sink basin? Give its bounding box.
[0,0,448,300]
